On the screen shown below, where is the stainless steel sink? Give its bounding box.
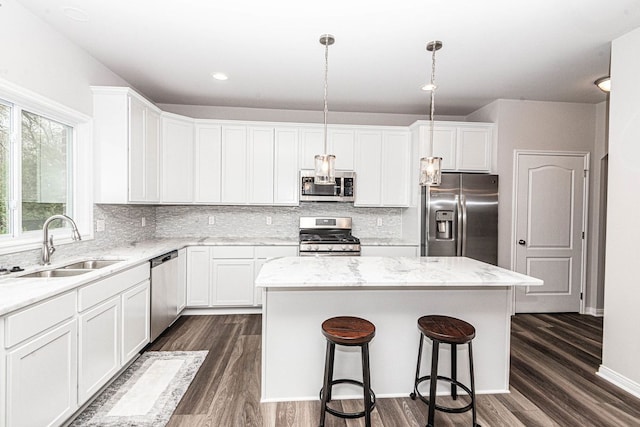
[15,258,125,278]
[18,269,92,278]
[60,259,123,270]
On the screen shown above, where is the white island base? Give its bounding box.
[256,257,542,402]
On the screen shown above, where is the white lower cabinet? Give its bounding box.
[186,247,211,306]
[121,281,150,362]
[254,246,298,306]
[6,319,78,427]
[77,265,150,406]
[78,297,120,403]
[361,245,419,257]
[186,245,297,308]
[177,248,187,313]
[211,259,255,306]
[2,263,151,427]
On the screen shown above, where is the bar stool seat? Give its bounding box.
[319,316,376,427]
[411,315,480,427]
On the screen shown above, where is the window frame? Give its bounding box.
[0,79,93,255]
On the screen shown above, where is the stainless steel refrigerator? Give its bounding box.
[421,173,499,265]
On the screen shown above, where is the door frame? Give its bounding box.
[511,150,590,314]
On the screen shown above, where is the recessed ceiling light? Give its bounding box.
[62,6,89,22]
[212,72,228,81]
[595,76,610,93]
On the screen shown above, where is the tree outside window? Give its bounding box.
[21,111,71,232]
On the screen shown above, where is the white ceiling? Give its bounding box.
[16,0,640,116]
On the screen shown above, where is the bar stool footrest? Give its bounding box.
[319,379,376,419]
[411,375,474,414]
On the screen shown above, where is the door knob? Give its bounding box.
[518,240,526,246]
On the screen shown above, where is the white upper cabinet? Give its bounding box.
[413,121,494,172]
[354,131,383,205]
[298,127,324,170]
[221,125,248,204]
[194,124,222,203]
[92,86,161,203]
[328,128,355,170]
[273,127,299,206]
[457,126,493,171]
[382,131,411,206]
[298,126,355,171]
[247,126,275,204]
[354,129,410,207]
[161,114,194,203]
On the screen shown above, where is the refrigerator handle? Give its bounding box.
[461,194,468,257]
[456,194,463,256]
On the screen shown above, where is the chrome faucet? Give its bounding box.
[42,214,82,265]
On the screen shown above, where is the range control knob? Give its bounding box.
[312,245,319,251]
[326,245,333,251]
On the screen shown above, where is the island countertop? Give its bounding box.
[256,256,542,288]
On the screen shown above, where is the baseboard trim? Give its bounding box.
[584,307,604,317]
[597,365,640,399]
[182,307,262,316]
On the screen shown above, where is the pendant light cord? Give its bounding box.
[323,39,329,154]
[429,43,437,149]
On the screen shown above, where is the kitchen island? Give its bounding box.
[255,256,542,402]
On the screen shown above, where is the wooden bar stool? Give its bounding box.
[410,315,479,427]
[319,316,376,427]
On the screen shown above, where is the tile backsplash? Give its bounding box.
[0,203,403,268]
[155,204,402,239]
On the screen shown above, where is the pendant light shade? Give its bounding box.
[420,40,444,187]
[315,34,336,185]
[314,154,336,184]
[420,156,442,186]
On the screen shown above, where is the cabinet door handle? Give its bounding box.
[518,240,526,246]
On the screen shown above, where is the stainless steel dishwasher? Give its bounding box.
[150,250,179,341]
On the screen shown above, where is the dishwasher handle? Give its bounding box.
[150,250,178,268]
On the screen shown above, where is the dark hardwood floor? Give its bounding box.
[146,313,640,426]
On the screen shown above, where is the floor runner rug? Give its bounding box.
[71,350,208,426]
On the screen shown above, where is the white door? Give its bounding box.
[514,152,588,313]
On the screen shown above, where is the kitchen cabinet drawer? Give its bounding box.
[211,246,254,259]
[4,292,76,348]
[255,246,298,258]
[78,263,150,311]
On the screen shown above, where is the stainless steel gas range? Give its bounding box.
[298,217,361,256]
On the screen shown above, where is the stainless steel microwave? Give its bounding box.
[299,170,355,202]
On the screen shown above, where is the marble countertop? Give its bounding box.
[256,256,543,288]
[0,237,298,316]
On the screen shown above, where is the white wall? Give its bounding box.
[599,26,640,397]
[468,99,603,311]
[0,0,129,115]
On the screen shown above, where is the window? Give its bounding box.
[0,93,87,249]
[0,102,10,234]
[21,110,72,231]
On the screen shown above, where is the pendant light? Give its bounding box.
[314,34,336,185]
[419,40,443,187]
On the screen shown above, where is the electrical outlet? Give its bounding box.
[377,217,383,227]
[266,216,272,225]
[141,217,146,227]
[208,216,215,225]
[96,219,105,232]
